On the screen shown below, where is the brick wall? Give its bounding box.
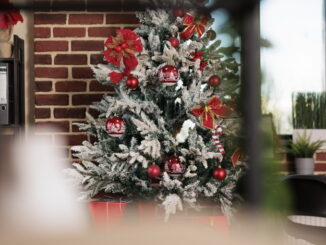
[34,10,139,160]
[277,150,326,174]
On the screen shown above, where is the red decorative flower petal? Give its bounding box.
[119,29,138,41]
[123,55,138,71]
[104,49,120,67]
[132,39,143,52]
[0,11,23,29]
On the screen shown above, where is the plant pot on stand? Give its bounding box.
[294,158,315,175]
[289,131,324,175]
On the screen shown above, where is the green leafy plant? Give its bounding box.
[288,132,325,158]
[292,92,326,129]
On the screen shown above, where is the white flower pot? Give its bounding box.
[295,158,315,175]
[293,129,326,150]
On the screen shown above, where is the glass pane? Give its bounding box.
[261,0,325,134]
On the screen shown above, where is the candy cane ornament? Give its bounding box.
[211,125,225,154]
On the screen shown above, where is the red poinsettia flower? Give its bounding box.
[104,29,142,71]
[0,0,23,29]
[190,51,207,71]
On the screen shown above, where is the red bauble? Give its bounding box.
[126,76,139,89]
[168,37,180,48]
[173,9,184,17]
[165,156,185,177]
[213,167,227,181]
[159,65,180,86]
[105,116,126,137]
[114,45,123,52]
[208,75,221,87]
[120,42,128,49]
[147,164,161,179]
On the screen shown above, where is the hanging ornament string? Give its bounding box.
[211,125,225,154]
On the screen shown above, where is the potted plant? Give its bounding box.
[0,0,23,58]
[288,132,325,175]
[292,92,326,150]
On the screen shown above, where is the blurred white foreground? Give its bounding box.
[0,128,88,234]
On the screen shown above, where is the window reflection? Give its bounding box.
[261,0,325,134]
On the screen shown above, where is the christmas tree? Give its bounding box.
[65,9,245,220]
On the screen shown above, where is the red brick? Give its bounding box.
[53,27,86,37]
[89,80,114,92]
[35,67,68,79]
[35,108,51,119]
[34,27,51,38]
[71,40,103,51]
[315,163,326,171]
[90,53,106,65]
[35,41,68,52]
[35,94,69,106]
[69,14,103,24]
[54,108,86,119]
[72,67,93,79]
[55,134,88,146]
[316,152,326,161]
[72,94,103,105]
[106,14,138,24]
[35,81,52,92]
[34,14,66,25]
[55,81,87,92]
[34,54,52,65]
[88,108,100,118]
[54,54,87,65]
[88,27,117,37]
[36,121,70,132]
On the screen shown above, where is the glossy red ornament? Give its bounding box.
[105,116,126,137]
[126,76,139,89]
[173,9,184,17]
[208,75,221,87]
[147,164,161,179]
[168,37,180,48]
[114,45,123,52]
[165,156,185,177]
[120,42,128,49]
[213,167,227,181]
[159,65,180,86]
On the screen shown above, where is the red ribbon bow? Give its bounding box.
[0,0,23,29]
[191,96,229,130]
[180,13,208,40]
[109,68,131,84]
[104,29,142,71]
[231,148,245,167]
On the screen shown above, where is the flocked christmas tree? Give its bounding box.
[65,9,245,221]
